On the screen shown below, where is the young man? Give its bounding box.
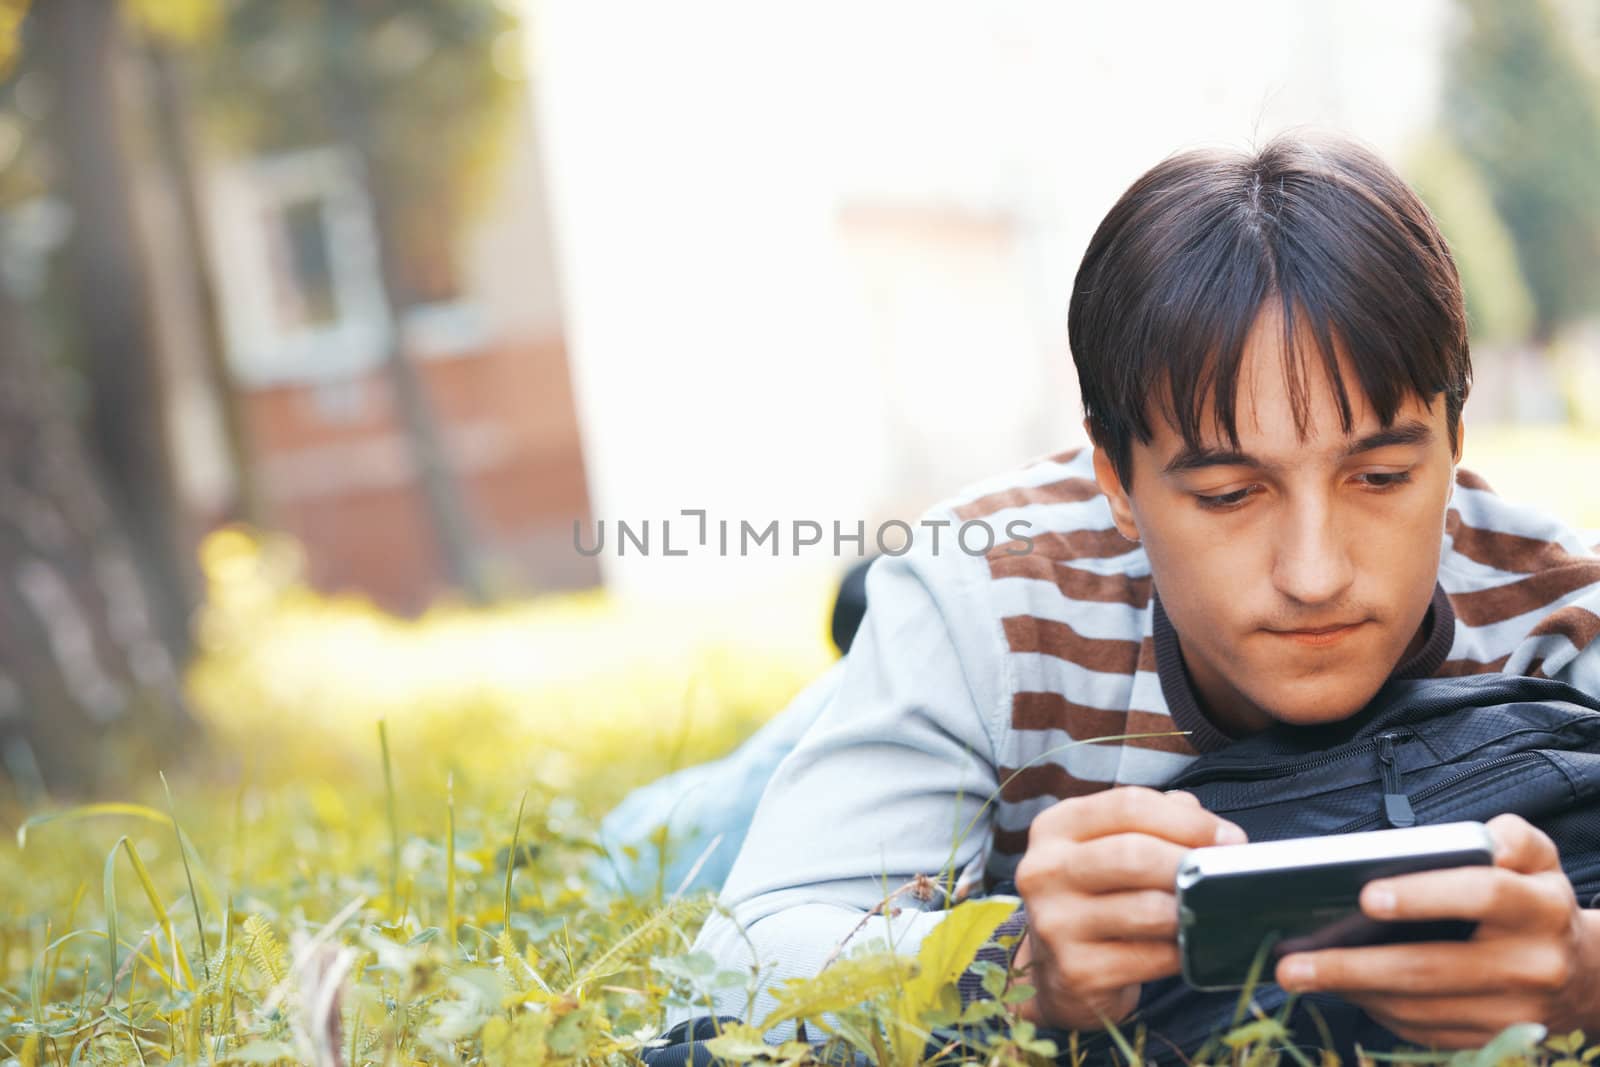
[671,135,1600,1050]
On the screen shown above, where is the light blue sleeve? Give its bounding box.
[1548,528,1600,699]
[1536,531,1600,697]
[663,509,1010,1040]
[592,659,846,898]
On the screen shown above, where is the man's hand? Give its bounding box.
[1275,813,1600,1048]
[1011,786,1247,1031]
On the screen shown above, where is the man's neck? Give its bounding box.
[1150,586,1457,753]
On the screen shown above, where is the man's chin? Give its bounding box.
[1246,678,1388,728]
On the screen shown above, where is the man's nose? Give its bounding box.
[1271,497,1356,606]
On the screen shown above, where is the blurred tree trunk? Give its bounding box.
[142,37,267,529]
[322,0,491,605]
[31,0,198,658]
[0,262,193,798]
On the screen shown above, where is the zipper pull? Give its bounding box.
[1377,733,1416,828]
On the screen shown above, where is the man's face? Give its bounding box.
[1091,306,1460,734]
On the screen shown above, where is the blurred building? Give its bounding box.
[12,1,1598,621]
[191,92,597,612]
[533,0,1451,601]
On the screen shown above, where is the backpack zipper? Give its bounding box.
[1331,752,1548,835]
[1167,733,1403,787]
[1377,732,1416,828]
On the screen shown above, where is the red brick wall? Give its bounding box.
[243,334,598,613]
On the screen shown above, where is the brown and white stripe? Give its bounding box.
[960,450,1600,880]
[1439,469,1600,681]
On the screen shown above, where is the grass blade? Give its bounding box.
[503,789,528,932]
[160,773,210,987]
[1097,1014,1141,1066]
[47,881,88,1006]
[445,771,456,957]
[938,731,1192,892]
[120,837,196,990]
[104,837,124,996]
[20,803,223,916]
[216,893,236,1057]
[1231,935,1278,1029]
[20,804,168,848]
[30,919,47,1036]
[378,719,399,908]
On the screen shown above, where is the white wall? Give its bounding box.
[529,0,1449,599]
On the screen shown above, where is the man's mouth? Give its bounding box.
[1265,622,1367,647]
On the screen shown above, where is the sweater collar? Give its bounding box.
[1153,583,1457,754]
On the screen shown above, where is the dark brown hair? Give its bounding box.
[1068,133,1471,485]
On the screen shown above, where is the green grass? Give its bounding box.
[5,717,1594,1066]
[2,503,1598,1065]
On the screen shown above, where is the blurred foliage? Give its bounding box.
[1408,135,1535,345]
[125,0,222,47]
[1,528,1598,1063]
[0,4,1597,1059]
[190,0,523,291]
[0,31,49,207]
[1467,425,1600,532]
[0,0,26,79]
[0,527,834,1064]
[186,527,836,810]
[0,0,522,318]
[0,0,234,218]
[1441,0,1600,341]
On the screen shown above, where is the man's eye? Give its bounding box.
[1356,471,1413,490]
[1194,487,1253,511]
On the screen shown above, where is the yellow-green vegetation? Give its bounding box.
[3,524,1599,1066]
[1467,424,1600,533]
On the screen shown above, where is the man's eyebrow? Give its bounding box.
[1161,420,1434,476]
[1162,447,1260,475]
[1342,421,1433,457]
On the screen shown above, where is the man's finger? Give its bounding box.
[1058,939,1183,989]
[1055,888,1179,941]
[1065,833,1194,893]
[1276,939,1570,996]
[1032,786,1245,848]
[1486,813,1562,875]
[1359,864,1569,929]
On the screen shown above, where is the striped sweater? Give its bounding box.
[676,447,1600,1039]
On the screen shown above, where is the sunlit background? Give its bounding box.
[2,4,1600,1063]
[0,0,1598,792]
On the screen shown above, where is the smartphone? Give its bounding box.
[1175,821,1495,991]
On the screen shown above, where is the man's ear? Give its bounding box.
[1085,421,1142,543]
[1450,418,1465,501]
